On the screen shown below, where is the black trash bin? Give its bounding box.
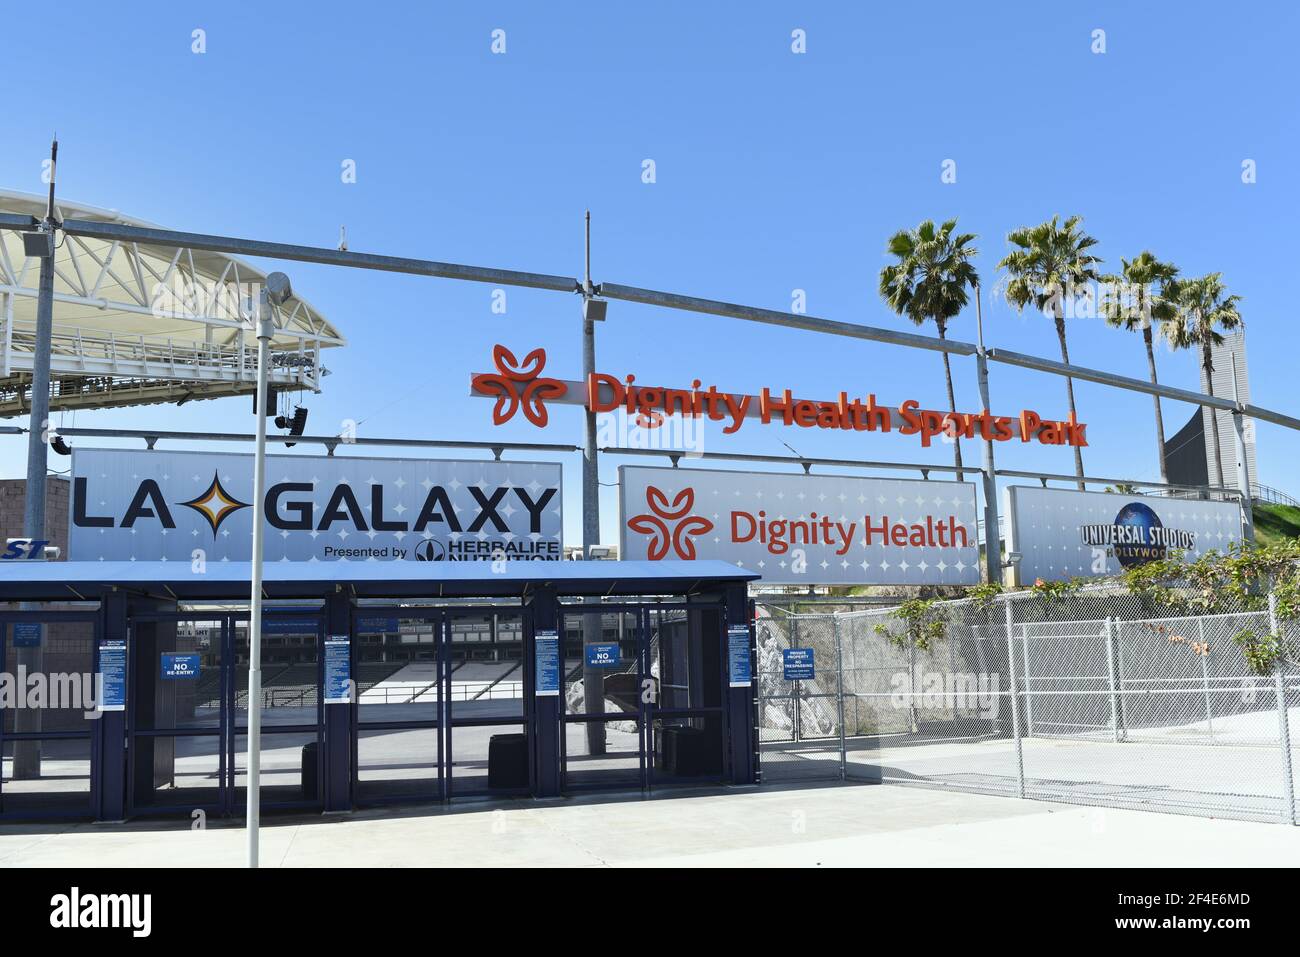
[488,733,529,789]
[301,741,319,800]
[660,725,722,778]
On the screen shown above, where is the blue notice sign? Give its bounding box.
[783,648,815,681]
[261,617,319,636]
[585,642,621,668]
[324,636,352,704]
[355,616,399,634]
[161,653,201,680]
[99,640,127,712]
[728,625,752,688]
[13,622,42,648]
[535,629,560,696]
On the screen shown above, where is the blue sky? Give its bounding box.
[2,1,1296,545]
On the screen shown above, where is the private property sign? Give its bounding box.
[1005,486,1243,583]
[618,465,980,585]
[68,448,562,563]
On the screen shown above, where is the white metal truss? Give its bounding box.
[0,189,345,416]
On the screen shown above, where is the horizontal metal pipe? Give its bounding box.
[597,282,979,356]
[9,215,1297,433]
[54,219,582,294]
[54,426,579,454]
[1242,403,1300,433]
[0,213,39,230]
[995,467,1241,496]
[600,445,970,476]
[987,346,1239,413]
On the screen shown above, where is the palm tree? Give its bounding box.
[879,218,979,480]
[998,215,1102,488]
[1099,251,1179,482]
[1161,273,1243,487]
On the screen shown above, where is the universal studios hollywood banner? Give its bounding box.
[619,465,980,585]
[68,449,563,563]
[1005,485,1243,583]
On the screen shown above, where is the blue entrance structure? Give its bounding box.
[0,560,757,821]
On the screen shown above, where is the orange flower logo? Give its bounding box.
[471,345,567,427]
[627,486,714,560]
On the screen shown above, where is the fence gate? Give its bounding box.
[755,613,844,783]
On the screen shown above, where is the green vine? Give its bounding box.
[874,598,948,652]
[965,581,1004,610]
[1232,628,1283,677]
[1030,576,1088,603]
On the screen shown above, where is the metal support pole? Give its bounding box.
[1230,353,1255,542]
[974,286,1002,584]
[1104,617,1120,744]
[1268,591,1296,825]
[1198,618,1214,740]
[791,616,801,743]
[1112,618,1129,742]
[15,138,58,779]
[1020,624,1035,737]
[580,211,606,754]
[835,616,847,781]
[1003,599,1025,799]
[246,287,275,867]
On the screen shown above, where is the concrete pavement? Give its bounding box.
[2,783,1297,867]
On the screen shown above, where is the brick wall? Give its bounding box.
[0,476,69,556]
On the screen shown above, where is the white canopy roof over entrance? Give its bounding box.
[0,189,345,415]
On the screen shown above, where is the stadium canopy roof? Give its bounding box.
[0,189,344,416]
[0,559,759,601]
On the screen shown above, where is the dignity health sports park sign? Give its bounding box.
[619,466,980,585]
[469,345,1089,447]
[1005,486,1243,583]
[68,449,562,563]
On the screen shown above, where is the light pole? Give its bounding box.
[15,136,59,778]
[580,211,606,754]
[247,271,292,868]
[974,284,1002,585]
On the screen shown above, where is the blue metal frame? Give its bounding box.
[557,601,728,794]
[0,564,759,820]
[0,608,102,821]
[350,606,445,807]
[228,609,326,814]
[122,608,326,819]
[124,611,229,819]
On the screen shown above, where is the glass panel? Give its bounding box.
[653,714,725,784]
[449,611,523,721]
[356,726,440,803]
[2,617,96,816]
[565,717,642,789]
[450,722,528,795]
[131,735,224,810]
[2,737,92,816]
[356,614,439,724]
[3,618,97,738]
[233,615,320,729]
[147,618,224,733]
[232,731,319,806]
[564,610,641,716]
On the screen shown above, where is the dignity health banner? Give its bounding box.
[618,465,980,585]
[68,448,562,563]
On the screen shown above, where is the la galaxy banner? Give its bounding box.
[68,449,562,563]
[618,465,980,586]
[1005,485,1243,582]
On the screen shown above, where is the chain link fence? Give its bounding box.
[755,584,1299,824]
